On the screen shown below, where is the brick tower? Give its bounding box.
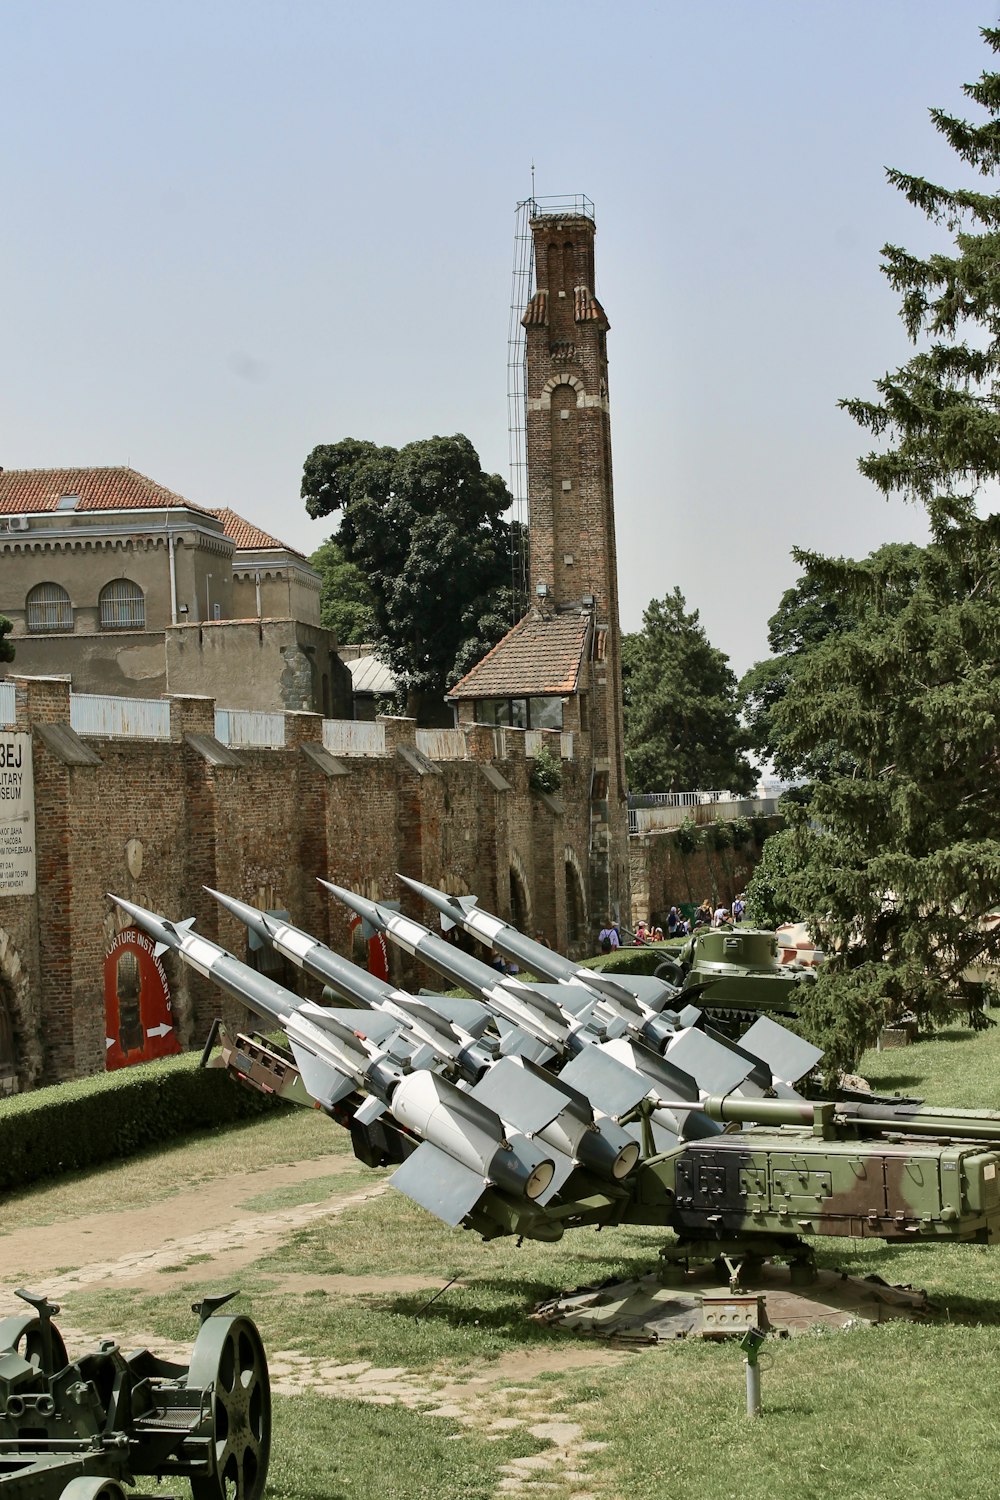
[522,205,630,926]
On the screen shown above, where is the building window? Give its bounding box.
[474,697,563,731]
[99,578,145,630]
[26,582,73,634]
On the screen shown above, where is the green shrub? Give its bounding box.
[0,1049,285,1193]
[529,744,563,795]
[580,945,684,977]
[674,818,700,855]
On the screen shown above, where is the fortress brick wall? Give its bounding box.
[0,678,595,1089]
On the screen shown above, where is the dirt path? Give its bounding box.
[0,1152,624,1499]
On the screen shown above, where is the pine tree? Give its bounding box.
[750,31,1000,1069]
[841,28,1000,528]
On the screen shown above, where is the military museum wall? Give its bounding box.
[0,675,593,1091]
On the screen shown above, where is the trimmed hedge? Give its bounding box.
[0,1049,285,1195]
[580,943,686,978]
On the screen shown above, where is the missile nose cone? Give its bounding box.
[206,887,272,933]
[108,893,156,926]
[319,880,385,927]
[396,874,459,917]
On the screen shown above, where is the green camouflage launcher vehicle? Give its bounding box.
[112,880,1000,1280]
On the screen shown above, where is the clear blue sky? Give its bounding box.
[3,1,996,675]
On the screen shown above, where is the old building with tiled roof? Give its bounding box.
[0,465,348,715]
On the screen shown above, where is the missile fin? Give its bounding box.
[530,982,599,1020]
[354,1095,388,1125]
[150,914,197,959]
[498,982,568,1026]
[740,1015,824,1085]
[593,1037,701,1104]
[298,1002,402,1049]
[570,970,646,1014]
[470,1057,572,1134]
[414,994,494,1038]
[390,1141,487,1227]
[288,1039,357,1110]
[389,996,464,1045]
[496,1020,556,1066]
[557,1048,652,1118]
[664,1028,759,1095]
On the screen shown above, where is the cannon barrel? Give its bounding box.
[701,1092,1000,1143]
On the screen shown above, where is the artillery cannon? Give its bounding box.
[0,1288,270,1500]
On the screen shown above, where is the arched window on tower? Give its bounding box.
[99,578,145,630]
[26,582,73,634]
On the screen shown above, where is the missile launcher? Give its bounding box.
[110,888,1000,1280]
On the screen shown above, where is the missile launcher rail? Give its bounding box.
[111,884,1000,1281]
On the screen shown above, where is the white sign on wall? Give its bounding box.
[0,734,35,897]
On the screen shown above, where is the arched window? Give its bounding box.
[26,582,73,634]
[99,579,145,630]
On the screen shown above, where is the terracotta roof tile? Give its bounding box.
[0,466,215,516]
[449,610,590,699]
[522,290,548,327]
[208,507,304,557]
[574,287,607,324]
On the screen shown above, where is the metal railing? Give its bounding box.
[0,682,15,727]
[71,693,172,741]
[214,709,286,749]
[323,719,386,756]
[415,728,468,760]
[628,789,740,809]
[628,796,779,835]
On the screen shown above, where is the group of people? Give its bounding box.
[691,894,747,930]
[598,894,748,952]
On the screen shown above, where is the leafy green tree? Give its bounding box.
[745,32,1000,1065]
[309,537,376,645]
[0,617,13,664]
[622,588,756,793]
[302,434,520,722]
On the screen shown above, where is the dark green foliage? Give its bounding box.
[0,617,13,664]
[706,819,733,852]
[302,434,522,722]
[674,817,700,855]
[309,537,376,644]
[579,946,676,977]
[0,1051,284,1193]
[736,32,1000,1069]
[528,744,562,795]
[622,589,756,794]
[744,827,803,932]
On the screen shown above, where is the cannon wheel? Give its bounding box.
[187,1315,270,1500]
[60,1480,126,1500]
[654,958,685,988]
[0,1311,69,1374]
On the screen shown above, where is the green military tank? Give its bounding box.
[654,927,817,1031]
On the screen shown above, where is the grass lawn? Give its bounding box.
[6,1024,1000,1498]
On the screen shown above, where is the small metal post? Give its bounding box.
[745,1355,762,1418]
[739,1327,765,1418]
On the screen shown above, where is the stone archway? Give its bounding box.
[509,854,532,937]
[564,847,588,958]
